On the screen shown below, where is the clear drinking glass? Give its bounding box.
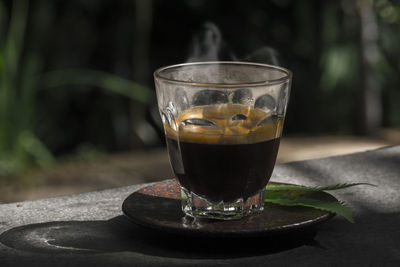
[154,62,292,220]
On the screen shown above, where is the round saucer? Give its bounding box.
[122,179,335,237]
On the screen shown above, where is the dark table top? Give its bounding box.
[1,146,399,266]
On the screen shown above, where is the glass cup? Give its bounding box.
[154,62,292,220]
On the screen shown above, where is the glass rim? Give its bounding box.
[154,61,292,87]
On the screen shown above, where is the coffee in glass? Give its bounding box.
[154,62,291,220]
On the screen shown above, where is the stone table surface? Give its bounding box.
[0,146,399,266]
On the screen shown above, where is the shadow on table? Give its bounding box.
[0,215,319,259]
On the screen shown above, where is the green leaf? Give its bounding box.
[264,183,374,223]
[266,183,375,192]
[265,192,354,223]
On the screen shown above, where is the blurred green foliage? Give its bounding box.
[0,0,153,176]
[0,0,399,176]
[0,0,54,176]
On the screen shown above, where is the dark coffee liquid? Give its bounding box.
[166,137,280,202]
[164,104,282,203]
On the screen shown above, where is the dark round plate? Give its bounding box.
[122,179,336,237]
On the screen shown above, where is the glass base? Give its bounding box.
[181,187,265,220]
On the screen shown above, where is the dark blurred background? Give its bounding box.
[0,0,399,201]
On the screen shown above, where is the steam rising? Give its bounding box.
[186,22,281,66]
[186,22,228,62]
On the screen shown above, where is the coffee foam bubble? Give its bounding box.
[164,104,282,144]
